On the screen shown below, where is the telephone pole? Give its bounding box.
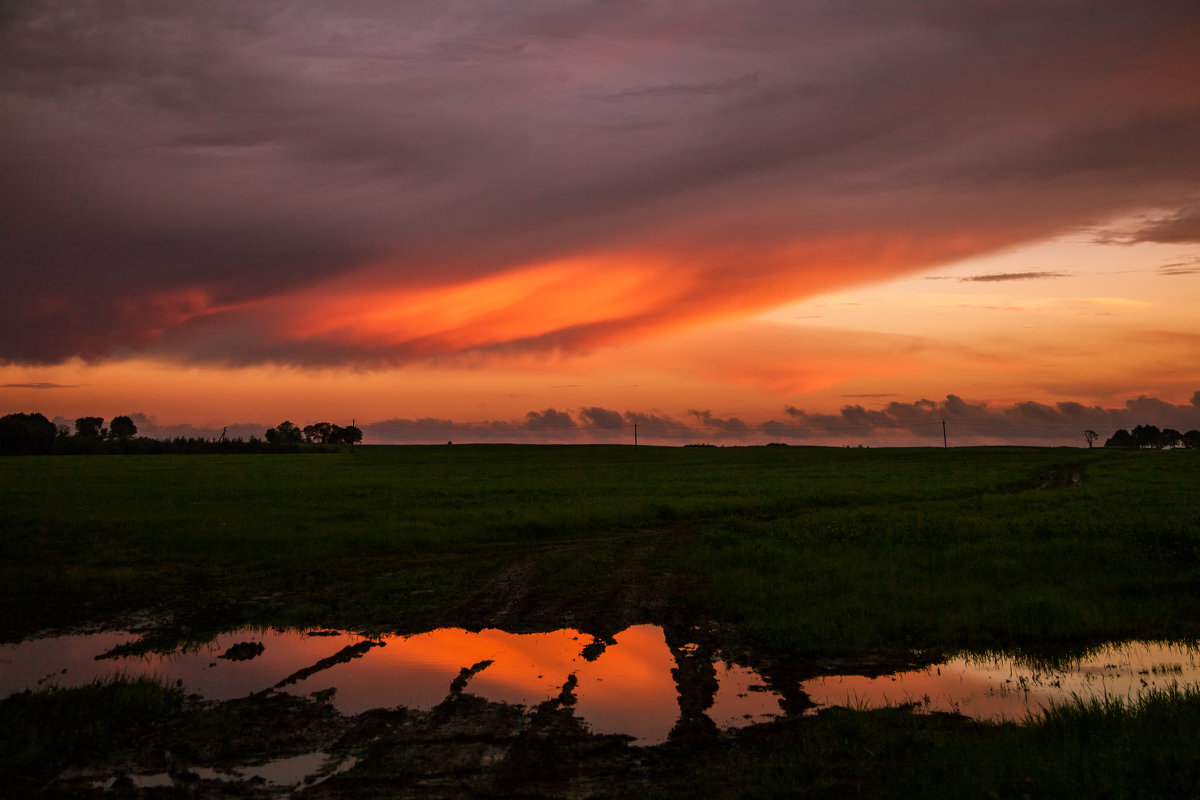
[942,419,947,448]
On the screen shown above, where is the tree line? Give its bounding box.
[1099,425,1200,449]
[265,420,363,446]
[0,412,362,455]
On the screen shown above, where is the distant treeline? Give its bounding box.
[0,413,362,455]
[1102,425,1200,449]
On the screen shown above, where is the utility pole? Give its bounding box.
[942,419,947,448]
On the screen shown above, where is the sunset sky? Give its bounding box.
[2,1,1198,445]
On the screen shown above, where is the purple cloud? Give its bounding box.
[2,1,1199,365]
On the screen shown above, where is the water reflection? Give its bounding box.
[0,624,780,745]
[9,627,1192,741]
[804,641,1200,720]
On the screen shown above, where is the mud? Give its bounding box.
[14,534,1194,798]
[34,645,768,799]
[0,537,906,798]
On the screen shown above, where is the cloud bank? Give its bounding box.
[2,1,1199,366]
[36,392,1198,446]
[361,392,1200,446]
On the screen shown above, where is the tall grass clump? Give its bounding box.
[0,677,183,790]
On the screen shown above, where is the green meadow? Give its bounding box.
[2,444,1199,796]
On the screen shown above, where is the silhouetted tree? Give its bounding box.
[1132,424,1163,449]
[1160,428,1183,449]
[0,412,57,454]
[109,415,137,440]
[322,424,363,445]
[74,416,106,440]
[265,420,304,444]
[1104,429,1135,448]
[1183,430,1200,449]
[341,425,363,446]
[1084,429,1098,448]
[303,421,334,444]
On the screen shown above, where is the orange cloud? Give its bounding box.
[283,254,688,353]
[152,229,1005,369]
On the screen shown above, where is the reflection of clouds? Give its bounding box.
[709,663,783,728]
[804,642,1200,721]
[0,625,782,746]
[573,625,680,743]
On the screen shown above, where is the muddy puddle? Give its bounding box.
[805,641,1200,719]
[0,624,781,746]
[6,626,1200,759]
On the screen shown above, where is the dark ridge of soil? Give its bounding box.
[435,530,693,639]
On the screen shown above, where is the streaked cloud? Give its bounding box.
[1128,207,1200,244]
[1,1,1198,367]
[957,272,1069,283]
[1160,257,1200,276]
[1,382,80,389]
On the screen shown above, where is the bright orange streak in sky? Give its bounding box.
[287,256,689,352]
[266,229,999,365]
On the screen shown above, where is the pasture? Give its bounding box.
[2,445,1198,796]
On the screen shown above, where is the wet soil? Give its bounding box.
[12,531,931,798]
[41,679,825,799]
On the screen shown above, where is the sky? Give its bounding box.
[2,1,1199,445]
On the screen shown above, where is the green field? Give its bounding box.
[2,445,1199,797]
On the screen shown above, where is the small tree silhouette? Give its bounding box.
[1084,429,1098,448]
[109,415,138,440]
[74,416,106,440]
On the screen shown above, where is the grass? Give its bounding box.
[1,443,1199,796]
[0,678,183,792]
[1,445,1197,655]
[664,685,1200,799]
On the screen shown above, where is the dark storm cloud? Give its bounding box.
[3,1,1200,365]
